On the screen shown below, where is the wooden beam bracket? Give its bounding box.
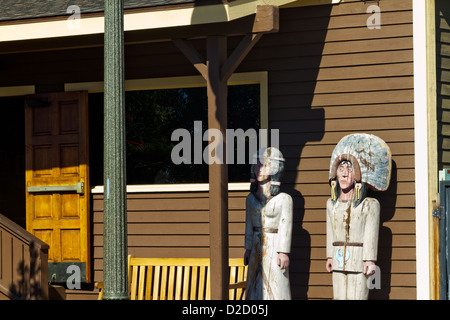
[252,5,279,34]
[173,5,279,82]
[220,33,263,82]
[172,38,208,80]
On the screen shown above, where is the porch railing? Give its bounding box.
[0,213,49,300]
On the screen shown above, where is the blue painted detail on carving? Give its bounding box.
[335,248,350,269]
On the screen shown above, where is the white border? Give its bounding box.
[413,0,430,300]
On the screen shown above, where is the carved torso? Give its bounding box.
[326,197,380,272]
[244,192,293,299]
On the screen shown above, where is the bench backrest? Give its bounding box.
[128,256,247,300]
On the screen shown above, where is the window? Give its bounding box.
[89,84,260,185]
[69,72,268,187]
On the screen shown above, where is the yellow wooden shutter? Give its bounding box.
[25,91,90,282]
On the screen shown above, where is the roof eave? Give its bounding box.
[0,0,341,43]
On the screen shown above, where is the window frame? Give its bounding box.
[65,71,268,193]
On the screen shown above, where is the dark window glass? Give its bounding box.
[89,84,260,185]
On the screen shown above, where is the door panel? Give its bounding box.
[25,91,90,282]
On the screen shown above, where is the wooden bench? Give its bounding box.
[96,255,247,300]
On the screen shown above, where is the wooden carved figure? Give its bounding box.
[244,147,293,300]
[325,133,392,300]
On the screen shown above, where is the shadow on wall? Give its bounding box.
[189,0,331,299]
[6,240,48,300]
[0,97,25,228]
[368,160,397,300]
[230,4,332,299]
[8,241,42,299]
[240,4,331,299]
[270,6,330,300]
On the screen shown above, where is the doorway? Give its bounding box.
[0,96,25,228]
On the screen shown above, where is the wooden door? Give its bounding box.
[25,91,90,282]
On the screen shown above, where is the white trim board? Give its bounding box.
[0,85,35,97]
[413,0,431,300]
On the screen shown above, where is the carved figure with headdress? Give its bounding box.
[325,133,391,300]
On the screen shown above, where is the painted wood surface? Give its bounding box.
[25,92,90,281]
[96,256,247,300]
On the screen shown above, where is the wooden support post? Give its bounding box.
[206,35,229,300]
[103,0,128,300]
[172,6,278,299]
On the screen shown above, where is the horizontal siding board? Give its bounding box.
[269,103,414,121]
[253,38,412,63]
[257,24,412,47]
[93,210,246,223]
[270,63,414,83]
[269,77,413,95]
[271,104,414,121]
[279,10,412,31]
[280,129,415,146]
[273,116,414,133]
[269,90,414,108]
[243,50,413,72]
[438,42,450,57]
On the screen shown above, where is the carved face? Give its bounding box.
[254,159,272,182]
[336,161,354,191]
[251,147,285,187]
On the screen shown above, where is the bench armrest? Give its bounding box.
[229,281,246,289]
[95,282,103,300]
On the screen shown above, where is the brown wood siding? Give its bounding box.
[437,0,450,169]
[239,0,415,299]
[0,0,414,300]
[90,191,247,280]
